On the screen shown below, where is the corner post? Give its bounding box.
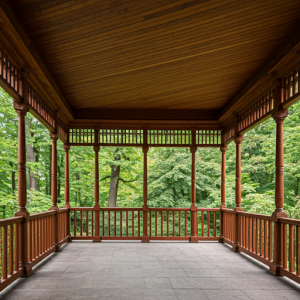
[270,80,288,275]
[233,135,244,251]
[14,100,31,276]
[49,131,60,251]
[142,128,150,242]
[190,128,198,242]
[220,145,228,242]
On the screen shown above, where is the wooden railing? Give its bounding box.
[70,207,220,241]
[221,209,300,285]
[0,216,23,291]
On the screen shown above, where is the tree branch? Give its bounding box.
[99,175,111,181]
[119,177,136,183]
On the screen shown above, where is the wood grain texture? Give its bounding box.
[7,0,300,123]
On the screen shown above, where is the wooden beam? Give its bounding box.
[73,108,220,121]
[219,29,300,123]
[0,0,74,121]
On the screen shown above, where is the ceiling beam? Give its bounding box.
[218,29,300,123]
[0,0,74,123]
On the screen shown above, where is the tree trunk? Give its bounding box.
[26,143,38,190]
[108,165,120,207]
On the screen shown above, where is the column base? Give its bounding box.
[189,236,198,243]
[24,265,33,277]
[269,263,282,276]
[231,243,239,252]
[142,236,150,243]
[93,236,102,242]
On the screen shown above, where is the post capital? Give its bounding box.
[142,146,149,153]
[14,102,29,116]
[234,135,244,144]
[190,146,197,153]
[93,146,100,152]
[49,132,58,141]
[220,145,228,152]
[63,144,70,151]
[272,109,288,123]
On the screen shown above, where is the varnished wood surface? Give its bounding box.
[8,0,300,118]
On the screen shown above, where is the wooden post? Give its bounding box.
[270,109,288,275]
[190,129,198,242]
[49,132,60,251]
[14,101,31,276]
[63,145,71,241]
[93,142,101,242]
[142,129,150,242]
[220,145,228,242]
[233,135,243,251]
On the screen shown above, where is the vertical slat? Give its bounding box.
[213,212,216,237]
[207,211,210,237]
[201,211,204,237]
[80,211,83,237]
[74,211,77,237]
[297,226,300,275]
[245,217,248,250]
[185,211,187,237]
[155,211,157,237]
[256,218,259,255]
[92,211,94,236]
[260,219,263,257]
[102,211,104,236]
[108,211,111,237]
[115,211,117,237]
[28,221,32,263]
[269,221,273,261]
[138,211,140,237]
[120,211,123,237]
[132,211,134,237]
[36,219,40,257]
[289,224,294,272]
[161,211,163,237]
[167,211,169,237]
[126,211,128,237]
[9,224,14,276]
[3,225,7,279]
[86,211,89,236]
[178,211,181,237]
[248,217,251,250]
[15,223,19,271]
[264,220,268,259]
[173,211,175,237]
[282,223,287,269]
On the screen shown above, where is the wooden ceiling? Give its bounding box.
[5,0,300,124]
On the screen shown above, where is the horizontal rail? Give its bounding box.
[29,210,56,220]
[0,216,23,227]
[237,210,273,221]
[279,217,300,226]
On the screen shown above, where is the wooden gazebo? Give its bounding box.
[0,0,300,292]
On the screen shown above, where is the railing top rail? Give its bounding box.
[0,216,23,226]
[149,208,190,211]
[197,208,220,211]
[237,210,273,221]
[70,207,94,211]
[101,207,143,211]
[59,208,68,212]
[221,208,235,214]
[29,210,56,220]
[279,217,300,226]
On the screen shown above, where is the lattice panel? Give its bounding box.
[238,89,274,132]
[28,84,56,129]
[0,48,22,96]
[196,130,221,145]
[148,130,191,145]
[223,122,235,144]
[282,67,300,104]
[70,129,94,144]
[57,117,68,142]
[99,129,143,145]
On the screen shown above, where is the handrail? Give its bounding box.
[279,217,300,226]
[0,216,23,226]
[221,208,234,213]
[237,210,273,221]
[149,207,190,211]
[29,210,56,220]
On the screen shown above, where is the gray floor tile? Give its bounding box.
[145,278,173,289]
[175,288,208,300]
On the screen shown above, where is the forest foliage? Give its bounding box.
[0,88,300,219]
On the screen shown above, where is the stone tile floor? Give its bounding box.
[1,241,300,299]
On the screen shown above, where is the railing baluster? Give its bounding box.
[115,211,117,237]
[9,224,13,276]
[15,223,19,272]
[201,211,204,237]
[213,211,216,237]
[86,211,89,236]
[155,211,157,237]
[80,211,83,237]
[185,211,187,237]
[178,211,181,237]
[289,224,294,272]
[132,211,134,237]
[28,221,32,263]
[74,211,77,237]
[102,211,104,236]
[161,211,163,237]
[120,211,122,237]
[138,211,140,237]
[297,226,300,275]
[173,211,175,237]
[3,225,7,280]
[108,211,111,237]
[167,211,169,237]
[282,223,287,269]
[126,211,128,237]
[207,211,210,237]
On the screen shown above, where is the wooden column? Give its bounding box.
[142,141,150,242]
[270,109,288,275]
[190,144,198,243]
[14,101,31,275]
[232,136,243,251]
[220,145,228,242]
[63,145,70,208]
[49,132,60,251]
[93,145,101,242]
